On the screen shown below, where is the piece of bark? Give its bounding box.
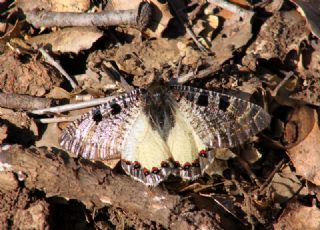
[0,145,223,228]
[0,92,53,110]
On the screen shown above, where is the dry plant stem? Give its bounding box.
[271,72,294,97]
[0,145,223,228]
[25,2,152,30]
[35,115,80,124]
[168,1,208,52]
[175,65,217,84]
[0,92,52,110]
[30,95,117,115]
[207,0,253,17]
[237,157,261,186]
[38,47,78,89]
[102,61,133,92]
[258,158,286,195]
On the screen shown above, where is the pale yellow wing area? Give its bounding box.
[122,112,172,170]
[166,109,206,165]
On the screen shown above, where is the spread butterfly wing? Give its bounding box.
[60,89,146,160]
[171,85,271,148]
[170,85,271,171]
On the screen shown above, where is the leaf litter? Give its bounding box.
[0,0,320,229]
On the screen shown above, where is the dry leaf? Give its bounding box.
[104,0,141,11]
[270,165,302,204]
[243,11,308,70]
[274,199,320,230]
[36,123,61,150]
[144,1,173,37]
[16,0,90,12]
[27,27,103,53]
[284,106,320,185]
[209,12,253,71]
[290,0,320,38]
[45,86,72,99]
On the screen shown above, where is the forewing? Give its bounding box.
[171,85,271,149]
[60,89,145,160]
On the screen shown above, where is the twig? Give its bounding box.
[207,0,254,18]
[30,95,117,115]
[270,71,294,97]
[168,1,209,52]
[35,115,80,124]
[25,2,152,31]
[0,92,53,110]
[38,47,78,89]
[257,158,286,195]
[237,157,261,186]
[101,61,133,92]
[172,65,217,84]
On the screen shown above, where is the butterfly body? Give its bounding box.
[60,83,270,186]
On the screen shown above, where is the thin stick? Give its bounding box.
[173,65,217,84]
[207,0,253,17]
[30,95,117,115]
[271,71,294,97]
[25,2,152,31]
[35,115,81,124]
[102,61,133,92]
[38,47,78,89]
[168,0,208,52]
[258,158,285,195]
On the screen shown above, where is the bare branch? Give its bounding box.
[25,2,152,31]
[30,95,117,115]
[207,0,254,18]
[38,47,78,89]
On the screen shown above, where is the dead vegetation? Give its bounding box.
[0,0,320,229]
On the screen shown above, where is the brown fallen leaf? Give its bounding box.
[274,199,320,230]
[290,0,320,38]
[27,27,103,54]
[209,11,253,72]
[36,123,61,150]
[144,1,174,37]
[284,106,320,185]
[16,0,90,12]
[243,10,308,71]
[270,165,302,204]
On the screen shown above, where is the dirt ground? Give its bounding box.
[1,0,320,229]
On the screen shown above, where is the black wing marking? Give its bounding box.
[60,89,146,160]
[171,85,271,149]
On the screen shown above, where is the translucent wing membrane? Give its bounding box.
[170,85,271,149]
[60,84,271,186]
[60,89,146,160]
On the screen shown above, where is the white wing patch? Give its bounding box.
[167,109,206,166]
[122,111,172,170]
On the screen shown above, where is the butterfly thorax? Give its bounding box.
[143,83,175,140]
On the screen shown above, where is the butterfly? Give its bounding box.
[60,82,271,186]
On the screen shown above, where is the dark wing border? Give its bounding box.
[170,85,271,148]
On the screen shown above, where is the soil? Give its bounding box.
[0,0,320,229]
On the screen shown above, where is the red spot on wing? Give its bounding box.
[183,162,191,170]
[199,149,208,158]
[161,161,169,168]
[151,167,160,174]
[133,161,141,169]
[143,168,150,176]
[173,161,181,168]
